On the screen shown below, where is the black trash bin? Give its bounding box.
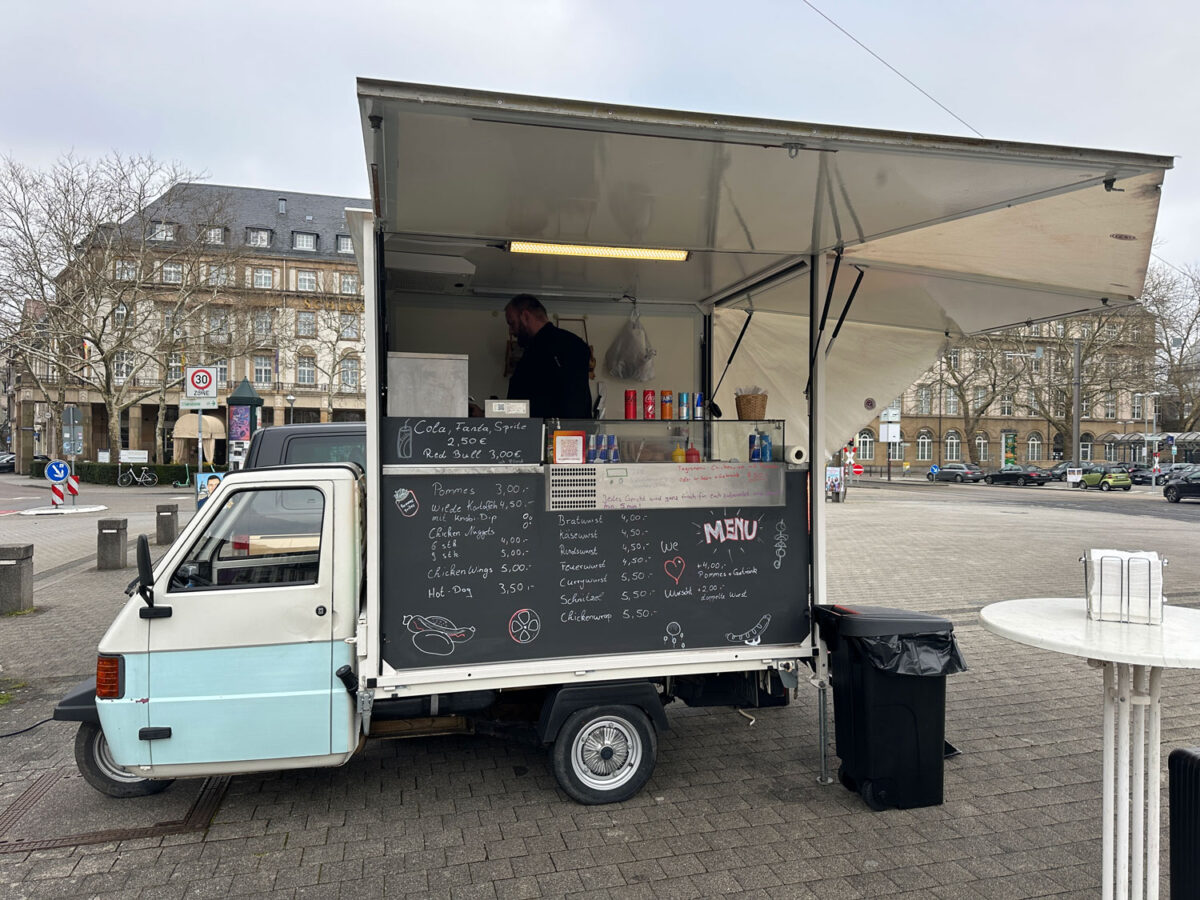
[815,604,967,811]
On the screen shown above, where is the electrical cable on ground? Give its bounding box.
[0,717,53,739]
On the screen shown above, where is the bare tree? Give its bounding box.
[1140,263,1200,431]
[941,335,1030,464]
[0,154,246,461]
[277,293,363,421]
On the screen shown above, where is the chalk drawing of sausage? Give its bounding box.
[726,613,771,646]
[404,614,476,656]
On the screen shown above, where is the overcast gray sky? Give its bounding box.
[4,0,1199,269]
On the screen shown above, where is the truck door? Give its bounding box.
[144,480,346,770]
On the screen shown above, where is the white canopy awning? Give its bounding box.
[172,414,226,440]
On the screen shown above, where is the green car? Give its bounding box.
[1076,465,1132,491]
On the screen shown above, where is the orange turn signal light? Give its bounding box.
[96,655,123,700]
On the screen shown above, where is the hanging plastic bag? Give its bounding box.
[605,306,657,382]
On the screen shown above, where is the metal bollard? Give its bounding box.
[97,518,129,570]
[156,504,178,545]
[0,544,34,614]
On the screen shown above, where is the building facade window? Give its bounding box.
[203,226,224,245]
[888,439,904,461]
[1030,323,1042,337]
[975,434,989,462]
[973,386,987,412]
[916,432,933,461]
[948,349,960,370]
[247,228,270,247]
[1081,395,1092,418]
[857,430,874,461]
[113,303,129,328]
[1056,321,1066,337]
[1105,442,1117,462]
[297,270,317,292]
[253,267,273,289]
[150,222,176,242]
[945,431,961,461]
[1105,391,1116,418]
[1132,394,1143,419]
[336,235,353,254]
[340,272,359,295]
[115,259,137,281]
[208,310,229,343]
[1080,433,1094,461]
[339,357,360,391]
[1000,393,1013,416]
[1026,390,1038,415]
[916,387,932,415]
[206,264,233,286]
[168,352,182,381]
[946,392,959,415]
[253,354,274,385]
[1027,432,1042,461]
[293,232,317,251]
[339,313,359,340]
[162,309,182,339]
[296,310,316,337]
[161,262,183,284]
[215,359,228,386]
[113,350,135,384]
[254,310,272,338]
[297,355,316,385]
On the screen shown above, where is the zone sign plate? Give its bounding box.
[185,366,217,399]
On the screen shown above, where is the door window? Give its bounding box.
[169,487,324,591]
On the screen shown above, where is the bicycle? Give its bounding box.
[171,463,192,489]
[117,464,159,487]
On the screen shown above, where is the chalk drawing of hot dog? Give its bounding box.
[404,614,476,656]
[726,613,771,646]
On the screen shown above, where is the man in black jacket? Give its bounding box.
[505,294,592,418]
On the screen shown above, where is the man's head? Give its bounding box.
[504,294,549,348]
[206,475,221,491]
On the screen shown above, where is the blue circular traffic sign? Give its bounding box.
[45,459,70,483]
[929,464,940,473]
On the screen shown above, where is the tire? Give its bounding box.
[1016,477,1026,486]
[1123,486,1131,491]
[1079,482,1088,490]
[1100,482,1111,492]
[74,722,173,798]
[1166,487,1181,503]
[143,472,159,487]
[955,475,964,483]
[551,705,657,805]
[860,779,890,812]
[117,471,133,487]
[984,476,993,485]
[926,473,934,482]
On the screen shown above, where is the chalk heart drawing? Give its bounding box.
[663,556,686,584]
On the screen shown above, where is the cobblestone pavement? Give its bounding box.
[1,483,1197,898]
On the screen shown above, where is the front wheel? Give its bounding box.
[1079,482,1088,490]
[142,472,159,487]
[1166,487,1181,503]
[117,471,133,487]
[551,705,657,805]
[74,722,174,798]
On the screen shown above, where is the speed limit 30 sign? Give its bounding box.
[185,366,217,399]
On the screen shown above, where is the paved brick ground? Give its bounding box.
[1,482,1197,898]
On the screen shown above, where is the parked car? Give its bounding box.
[1128,463,1168,486]
[1049,461,1083,481]
[984,464,1049,486]
[0,452,14,473]
[927,462,985,483]
[1075,464,1132,491]
[1163,470,1200,503]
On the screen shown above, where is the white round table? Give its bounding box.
[980,598,1200,900]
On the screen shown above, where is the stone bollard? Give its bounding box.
[97,519,128,570]
[0,545,34,614]
[156,504,178,545]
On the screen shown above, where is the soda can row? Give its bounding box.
[586,433,621,463]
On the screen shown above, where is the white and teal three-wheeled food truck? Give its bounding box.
[56,80,1170,804]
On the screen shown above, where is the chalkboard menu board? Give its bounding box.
[381,417,543,466]
[379,470,809,670]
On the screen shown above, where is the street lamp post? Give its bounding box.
[1134,391,1160,469]
[286,394,296,424]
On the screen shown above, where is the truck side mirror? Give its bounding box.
[137,534,155,606]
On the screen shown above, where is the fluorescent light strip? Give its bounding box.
[508,240,688,262]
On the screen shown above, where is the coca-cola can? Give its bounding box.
[624,389,637,420]
[643,389,656,419]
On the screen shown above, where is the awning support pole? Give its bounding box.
[809,251,834,786]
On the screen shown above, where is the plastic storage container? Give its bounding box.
[814,604,967,811]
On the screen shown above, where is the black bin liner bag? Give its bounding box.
[854,631,968,677]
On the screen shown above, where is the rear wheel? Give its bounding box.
[860,779,890,812]
[1166,487,1181,503]
[1100,482,1112,492]
[551,705,656,805]
[1123,485,1131,491]
[74,723,174,798]
[955,475,964,483]
[1079,482,1088,490]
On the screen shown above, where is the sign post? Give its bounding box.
[185,366,218,471]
